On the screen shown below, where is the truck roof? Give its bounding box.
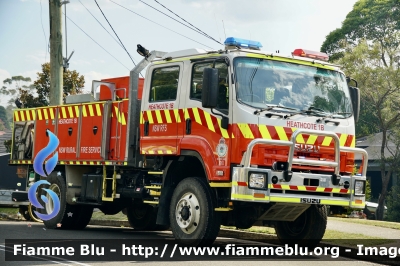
[155,47,341,70]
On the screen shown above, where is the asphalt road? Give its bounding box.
[0,220,382,266]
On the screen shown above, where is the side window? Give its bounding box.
[149,66,180,102]
[190,62,229,113]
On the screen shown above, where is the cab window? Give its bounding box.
[149,66,180,102]
[190,61,229,113]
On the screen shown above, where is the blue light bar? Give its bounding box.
[224,37,262,50]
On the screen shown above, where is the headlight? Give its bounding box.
[354,181,365,196]
[249,172,267,189]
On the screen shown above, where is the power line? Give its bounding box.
[78,0,123,49]
[93,0,137,67]
[109,0,215,49]
[152,0,222,45]
[138,0,218,44]
[65,14,130,71]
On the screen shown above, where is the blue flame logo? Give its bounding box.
[28,129,60,221]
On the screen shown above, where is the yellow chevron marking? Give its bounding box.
[121,112,126,125]
[96,104,101,116]
[306,134,318,145]
[31,110,35,120]
[88,105,94,117]
[15,111,20,121]
[83,162,87,165]
[166,150,173,154]
[204,111,215,132]
[146,110,154,124]
[61,107,66,118]
[184,108,190,120]
[26,110,31,121]
[50,108,55,119]
[114,106,120,123]
[174,109,181,123]
[291,128,305,143]
[43,109,49,120]
[280,185,290,189]
[192,108,202,125]
[67,107,73,118]
[140,112,144,124]
[238,123,254,139]
[259,125,272,139]
[164,110,172,123]
[82,106,87,117]
[340,134,348,147]
[90,162,94,165]
[322,137,332,146]
[37,110,42,120]
[148,150,155,154]
[20,111,25,121]
[217,118,229,138]
[275,126,288,141]
[351,137,355,148]
[155,110,163,123]
[231,132,235,138]
[157,150,164,154]
[75,106,80,117]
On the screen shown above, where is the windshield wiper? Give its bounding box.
[254,105,298,115]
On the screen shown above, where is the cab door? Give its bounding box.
[140,63,183,155]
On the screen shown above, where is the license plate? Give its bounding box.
[301,198,321,204]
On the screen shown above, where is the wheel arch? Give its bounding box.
[156,150,212,226]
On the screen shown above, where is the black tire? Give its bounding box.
[169,177,220,246]
[274,205,327,248]
[71,205,93,230]
[127,203,157,230]
[19,206,31,221]
[41,173,77,229]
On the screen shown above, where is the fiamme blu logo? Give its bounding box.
[28,129,60,221]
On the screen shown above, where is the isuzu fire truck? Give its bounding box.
[9,37,368,246]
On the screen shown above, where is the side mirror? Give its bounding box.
[349,86,360,123]
[202,68,219,108]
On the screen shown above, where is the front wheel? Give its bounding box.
[169,177,220,246]
[274,205,327,248]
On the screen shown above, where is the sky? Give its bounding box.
[0,0,358,106]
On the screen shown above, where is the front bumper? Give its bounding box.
[231,129,368,209]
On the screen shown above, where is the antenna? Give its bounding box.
[222,20,227,40]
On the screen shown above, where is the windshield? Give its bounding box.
[234,57,353,118]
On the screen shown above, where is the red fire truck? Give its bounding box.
[9,37,368,246]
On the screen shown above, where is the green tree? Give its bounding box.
[321,0,400,65]
[336,40,400,220]
[322,0,400,220]
[386,181,400,222]
[0,106,10,130]
[20,63,85,108]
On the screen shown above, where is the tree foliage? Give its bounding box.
[322,0,400,220]
[321,0,400,64]
[20,63,85,108]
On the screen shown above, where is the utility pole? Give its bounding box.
[49,0,63,105]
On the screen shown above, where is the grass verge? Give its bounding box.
[329,217,400,230]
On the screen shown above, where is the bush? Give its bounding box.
[385,183,400,222]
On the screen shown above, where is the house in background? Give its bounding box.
[355,132,398,201]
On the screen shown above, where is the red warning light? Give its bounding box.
[292,49,329,61]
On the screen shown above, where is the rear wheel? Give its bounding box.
[274,205,327,248]
[127,202,157,230]
[169,177,220,246]
[41,173,78,229]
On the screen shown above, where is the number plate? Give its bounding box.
[301,198,321,204]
